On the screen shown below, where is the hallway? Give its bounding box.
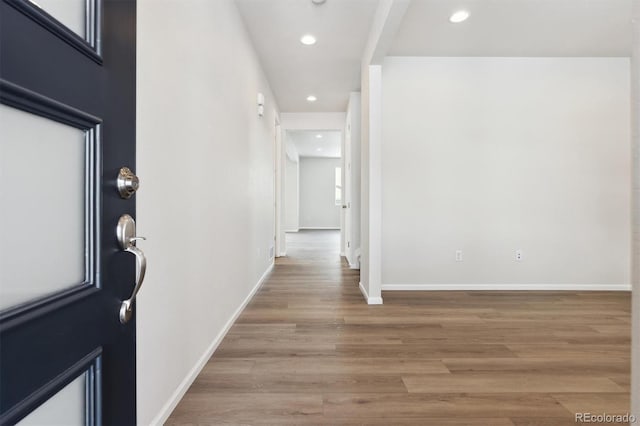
[167,230,630,425]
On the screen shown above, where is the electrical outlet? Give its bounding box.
[455,250,463,262]
[515,249,523,261]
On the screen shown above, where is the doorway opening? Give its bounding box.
[279,129,344,262]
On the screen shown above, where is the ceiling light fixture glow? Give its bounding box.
[300,34,317,45]
[449,10,470,23]
[316,134,323,139]
[306,95,317,102]
[316,148,323,152]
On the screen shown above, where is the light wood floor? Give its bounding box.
[167,230,631,425]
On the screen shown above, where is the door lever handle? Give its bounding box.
[116,214,147,324]
[120,244,146,324]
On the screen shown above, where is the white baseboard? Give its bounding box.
[278,252,286,257]
[151,262,275,425]
[298,227,340,230]
[345,253,355,268]
[359,281,384,304]
[284,229,299,233]
[381,283,632,291]
[345,250,360,269]
[347,252,360,269]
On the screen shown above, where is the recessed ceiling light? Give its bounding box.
[306,95,317,102]
[316,148,323,152]
[311,0,327,4]
[449,10,470,23]
[316,134,323,139]
[300,34,317,45]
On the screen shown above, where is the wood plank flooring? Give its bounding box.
[167,230,631,425]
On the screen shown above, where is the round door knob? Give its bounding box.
[117,167,140,199]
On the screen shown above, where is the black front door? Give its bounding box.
[0,0,137,424]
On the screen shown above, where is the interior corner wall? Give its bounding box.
[136,0,278,423]
[346,93,362,267]
[299,157,341,229]
[631,0,640,415]
[284,156,299,232]
[360,66,371,295]
[360,65,383,302]
[358,0,409,304]
[381,57,631,289]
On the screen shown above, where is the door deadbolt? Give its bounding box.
[117,167,139,199]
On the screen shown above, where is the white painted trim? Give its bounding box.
[382,283,632,291]
[359,281,384,304]
[278,252,286,257]
[275,122,283,261]
[284,229,299,233]
[298,227,340,230]
[367,64,383,303]
[348,253,360,269]
[151,263,275,426]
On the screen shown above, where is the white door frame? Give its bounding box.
[274,117,283,257]
[277,113,348,257]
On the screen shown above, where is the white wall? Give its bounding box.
[360,65,383,301]
[137,0,278,424]
[631,0,640,415]
[360,66,372,296]
[341,132,346,255]
[345,93,362,267]
[381,57,631,289]
[299,157,341,229]
[276,122,285,257]
[281,112,346,131]
[359,0,410,304]
[284,156,299,232]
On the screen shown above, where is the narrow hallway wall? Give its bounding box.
[284,156,299,232]
[136,0,279,423]
[631,0,640,416]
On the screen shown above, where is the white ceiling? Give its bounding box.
[236,0,633,114]
[235,0,379,112]
[289,130,342,158]
[390,0,634,57]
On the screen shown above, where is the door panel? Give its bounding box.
[17,369,89,426]
[28,0,88,39]
[0,103,89,310]
[0,0,137,424]
[3,0,101,62]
